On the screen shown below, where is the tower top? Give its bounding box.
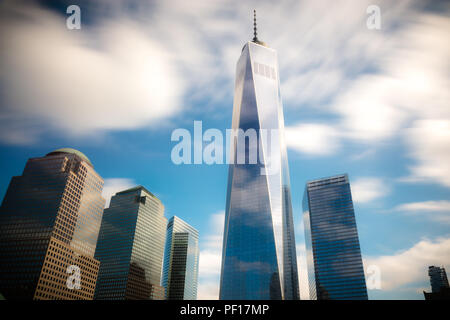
[46,147,93,167]
[251,10,267,47]
[253,10,258,42]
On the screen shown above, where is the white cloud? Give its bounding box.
[395,200,450,212]
[404,120,450,187]
[281,3,450,168]
[351,177,387,204]
[0,1,184,143]
[364,237,450,292]
[394,200,450,224]
[333,75,409,141]
[327,10,449,143]
[1,0,449,180]
[199,250,222,278]
[281,68,343,108]
[285,123,339,156]
[197,281,220,300]
[102,178,136,208]
[197,211,224,300]
[335,12,450,177]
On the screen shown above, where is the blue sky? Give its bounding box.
[0,0,449,299]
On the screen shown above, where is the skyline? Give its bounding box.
[0,0,449,300]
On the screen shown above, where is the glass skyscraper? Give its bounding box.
[428,266,449,293]
[94,186,167,300]
[162,216,199,300]
[0,148,105,300]
[219,12,299,300]
[303,174,368,300]
[423,265,450,299]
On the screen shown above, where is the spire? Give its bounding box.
[252,9,258,42]
[243,9,266,50]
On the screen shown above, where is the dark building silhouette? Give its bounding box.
[423,266,450,300]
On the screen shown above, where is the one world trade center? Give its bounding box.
[219,11,299,300]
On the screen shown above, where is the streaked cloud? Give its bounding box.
[2,1,448,149]
[364,237,450,293]
[285,123,339,156]
[0,1,184,143]
[351,177,387,204]
[280,2,450,167]
[403,120,450,188]
[394,200,450,224]
[395,200,450,212]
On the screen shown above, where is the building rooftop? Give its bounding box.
[306,174,349,188]
[116,185,158,199]
[46,148,93,167]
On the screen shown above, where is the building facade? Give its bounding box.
[424,266,450,300]
[219,13,299,300]
[303,174,368,300]
[428,266,449,293]
[0,148,105,300]
[94,186,167,300]
[162,216,199,300]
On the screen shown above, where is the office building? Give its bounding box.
[424,266,450,300]
[428,266,449,293]
[219,11,299,300]
[0,148,105,300]
[162,216,199,300]
[94,186,167,300]
[303,174,368,300]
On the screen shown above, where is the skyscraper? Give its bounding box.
[428,266,449,293]
[423,266,450,300]
[94,186,167,300]
[303,174,368,300]
[0,148,105,300]
[219,11,299,300]
[162,216,199,300]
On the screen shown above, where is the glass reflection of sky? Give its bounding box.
[220,41,299,300]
